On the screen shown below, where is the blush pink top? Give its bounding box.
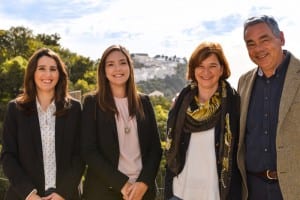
[114,97,142,183]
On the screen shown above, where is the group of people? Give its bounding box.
[0,14,299,200]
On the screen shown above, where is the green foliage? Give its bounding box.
[150,96,171,198]
[36,33,61,46]
[67,55,95,84]
[0,26,35,59]
[54,48,96,85]
[150,95,171,109]
[154,105,168,141]
[74,79,95,94]
[83,70,97,86]
[0,30,9,64]
[0,56,27,102]
[150,95,171,141]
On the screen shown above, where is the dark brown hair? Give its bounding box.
[16,47,70,115]
[96,44,144,119]
[187,41,231,82]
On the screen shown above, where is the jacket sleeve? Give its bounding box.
[80,95,129,192]
[56,100,85,199]
[0,101,36,199]
[136,95,162,187]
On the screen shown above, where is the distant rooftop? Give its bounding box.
[131,53,149,57]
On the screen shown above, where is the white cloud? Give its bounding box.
[1,0,299,87]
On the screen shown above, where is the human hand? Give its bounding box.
[121,182,132,200]
[27,193,42,200]
[41,192,65,200]
[128,182,148,200]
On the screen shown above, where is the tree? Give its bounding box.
[154,105,168,141]
[36,33,61,46]
[74,79,93,94]
[150,96,171,140]
[0,56,27,103]
[4,26,34,59]
[0,30,10,64]
[57,49,95,84]
[83,70,96,85]
[149,96,171,199]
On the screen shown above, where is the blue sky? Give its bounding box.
[0,0,299,86]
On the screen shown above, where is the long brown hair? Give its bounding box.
[16,47,71,115]
[96,44,144,119]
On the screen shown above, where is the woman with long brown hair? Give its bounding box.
[1,48,84,200]
[81,45,162,200]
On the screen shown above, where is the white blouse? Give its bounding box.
[173,128,220,200]
[36,100,56,190]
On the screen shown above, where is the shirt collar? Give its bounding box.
[36,97,56,112]
[257,50,290,77]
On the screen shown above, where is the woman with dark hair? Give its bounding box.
[1,48,84,200]
[164,41,242,200]
[81,45,162,200]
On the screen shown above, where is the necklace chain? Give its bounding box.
[119,112,131,134]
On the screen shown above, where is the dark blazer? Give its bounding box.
[0,98,84,200]
[81,94,162,200]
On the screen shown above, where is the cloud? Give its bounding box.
[1,0,300,87]
[0,0,109,21]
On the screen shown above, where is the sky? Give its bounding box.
[0,0,299,87]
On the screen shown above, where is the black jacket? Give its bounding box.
[81,94,162,200]
[1,98,84,199]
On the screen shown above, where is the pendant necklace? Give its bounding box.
[120,112,131,134]
[124,126,130,134]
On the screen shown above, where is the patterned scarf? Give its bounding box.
[166,80,236,199]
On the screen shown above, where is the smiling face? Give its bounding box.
[195,53,223,92]
[244,22,285,77]
[104,50,130,92]
[34,55,59,96]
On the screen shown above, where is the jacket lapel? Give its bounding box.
[55,104,65,166]
[239,68,257,141]
[29,103,44,166]
[277,55,300,131]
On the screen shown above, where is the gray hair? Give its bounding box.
[243,15,281,38]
